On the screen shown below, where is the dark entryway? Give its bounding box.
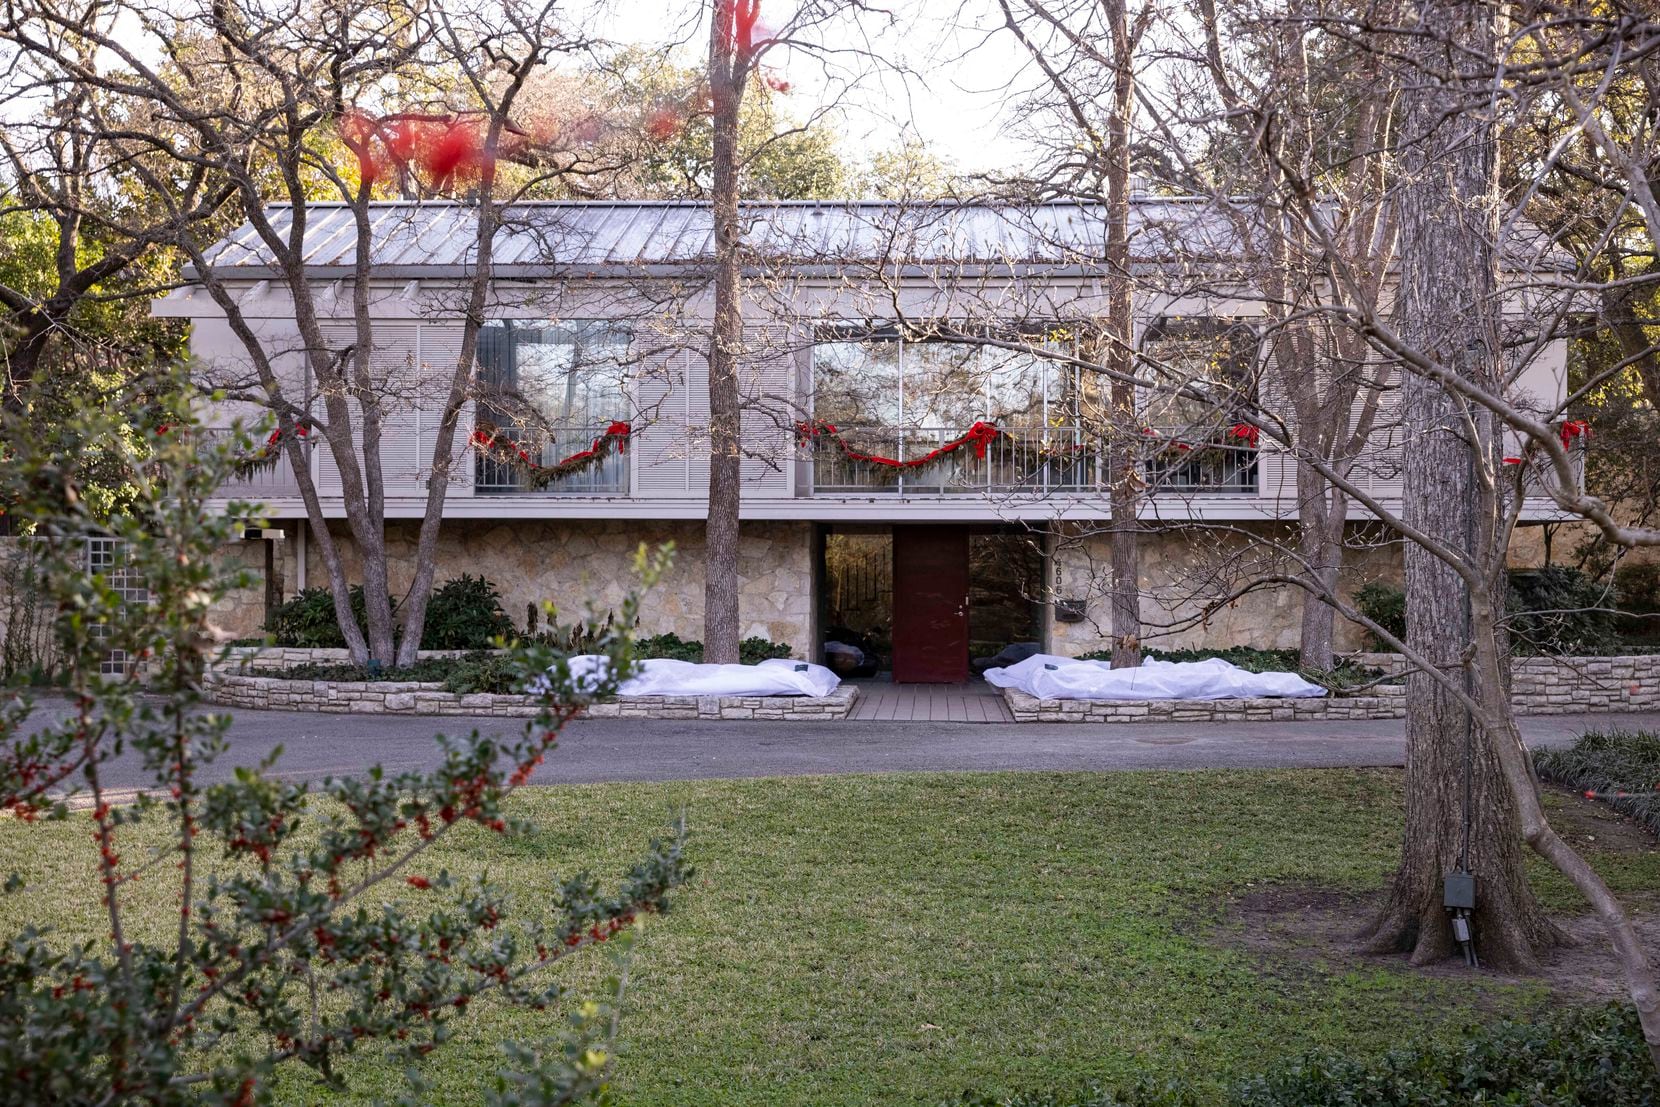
[818,524,1046,683]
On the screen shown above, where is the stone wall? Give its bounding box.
[1351,651,1660,715]
[204,669,858,720]
[1007,652,1660,722]
[1047,521,1402,655]
[220,646,475,672]
[316,518,814,655]
[1005,686,1408,723]
[210,537,287,640]
[208,518,817,656]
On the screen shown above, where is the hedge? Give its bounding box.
[951,1003,1659,1107]
[1534,730,1660,836]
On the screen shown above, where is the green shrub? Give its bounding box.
[268,576,514,651]
[739,636,794,664]
[1534,730,1660,836]
[1354,582,1406,648]
[629,633,795,664]
[1616,560,1660,613]
[1355,571,1624,655]
[634,631,704,662]
[265,584,388,649]
[1507,566,1617,655]
[951,1003,1659,1107]
[420,573,514,650]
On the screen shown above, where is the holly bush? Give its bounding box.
[0,375,690,1105]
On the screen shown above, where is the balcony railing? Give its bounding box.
[474,424,630,495]
[1142,440,1259,494]
[808,425,1260,496]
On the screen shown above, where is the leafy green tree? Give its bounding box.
[0,370,689,1104]
[603,49,849,200]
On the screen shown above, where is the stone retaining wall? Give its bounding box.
[1007,653,1660,722]
[203,670,858,721]
[1350,652,1660,715]
[1003,686,1408,723]
[219,646,476,672]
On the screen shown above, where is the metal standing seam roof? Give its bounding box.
[193,198,1247,275]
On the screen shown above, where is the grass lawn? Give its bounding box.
[1,768,1656,1106]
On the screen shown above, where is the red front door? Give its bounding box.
[891,526,970,683]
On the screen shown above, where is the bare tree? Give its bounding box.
[1352,0,1564,969]
[702,0,754,664]
[994,0,1153,667]
[698,0,887,663]
[3,0,619,667]
[1179,0,1399,669]
[0,23,232,404]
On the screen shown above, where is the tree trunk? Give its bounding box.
[1296,467,1342,670]
[702,0,746,665]
[1104,0,1141,670]
[1360,0,1561,969]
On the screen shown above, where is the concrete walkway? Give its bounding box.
[19,693,1656,791]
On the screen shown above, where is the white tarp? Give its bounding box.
[554,656,840,698]
[982,654,1327,701]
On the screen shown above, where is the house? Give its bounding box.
[157,199,1572,677]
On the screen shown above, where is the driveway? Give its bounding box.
[15,694,1652,791]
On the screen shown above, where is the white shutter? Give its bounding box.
[315,323,423,498]
[412,324,475,494]
[739,326,798,497]
[632,348,707,496]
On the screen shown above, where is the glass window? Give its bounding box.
[1140,318,1256,434]
[812,335,902,426]
[811,327,1077,430]
[478,320,630,428]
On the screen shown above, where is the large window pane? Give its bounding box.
[479,320,629,427]
[813,329,1075,431]
[813,338,901,425]
[983,344,1053,428]
[1140,318,1256,434]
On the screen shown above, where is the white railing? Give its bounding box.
[474,425,630,495]
[808,425,1260,496]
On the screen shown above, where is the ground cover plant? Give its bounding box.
[948,1002,1658,1106]
[277,651,527,695]
[0,388,690,1105]
[1535,730,1660,836]
[2,768,1655,1107]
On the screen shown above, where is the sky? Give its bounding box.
[595,0,1037,175]
[1,0,1038,178]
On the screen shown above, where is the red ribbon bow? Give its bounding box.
[1559,420,1589,449]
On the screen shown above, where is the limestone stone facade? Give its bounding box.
[1046,522,1403,655]
[210,518,817,655]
